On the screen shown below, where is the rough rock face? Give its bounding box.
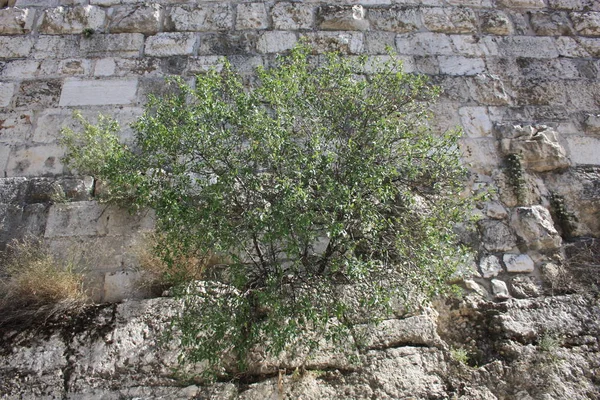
[1,294,599,399]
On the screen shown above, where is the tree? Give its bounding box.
[61,45,473,376]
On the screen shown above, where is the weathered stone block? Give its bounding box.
[317,5,369,31]
[166,4,233,32]
[479,219,517,252]
[564,80,600,111]
[396,32,453,56]
[94,58,116,76]
[108,4,162,35]
[0,82,15,108]
[256,31,297,54]
[5,143,64,177]
[501,126,569,172]
[466,73,512,106]
[44,202,106,238]
[80,33,144,58]
[33,35,79,60]
[59,78,138,106]
[503,253,535,273]
[368,6,420,33]
[460,137,501,174]
[510,276,541,298]
[187,56,223,74]
[15,79,62,109]
[0,176,27,204]
[39,6,106,35]
[549,0,600,10]
[511,206,562,251]
[236,3,269,30]
[0,35,33,58]
[0,59,39,78]
[555,37,592,58]
[450,35,490,57]
[480,255,502,278]
[566,136,600,166]
[495,0,545,8]
[145,32,196,57]
[304,32,364,54]
[364,31,396,54]
[422,7,477,34]
[438,56,484,76]
[0,111,33,144]
[0,7,34,34]
[198,32,258,56]
[486,202,509,219]
[571,11,600,37]
[529,11,573,36]
[459,107,492,138]
[272,3,313,30]
[514,78,567,107]
[490,36,559,59]
[446,0,492,6]
[491,279,510,300]
[479,10,513,35]
[104,270,146,303]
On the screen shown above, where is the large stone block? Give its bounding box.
[495,0,545,8]
[487,36,559,59]
[304,32,364,54]
[108,4,161,35]
[466,73,512,106]
[39,6,106,35]
[32,35,80,60]
[438,56,485,76]
[271,3,314,30]
[479,10,513,35]
[478,219,517,252]
[0,59,40,79]
[0,7,34,34]
[396,32,453,56]
[145,32,196,57]
[368,6,420,33]
[59,78,138,106]
[0,35,33,58]
[503,254,535,273]
[256,31,297,54]
[566,136,600,166]
[0,176,28,204]
[5,143,64,177]
[236,3,269,30]
[549,0,600,10]
[317,5,369,31]
[422,7,477,34]
[529,11,573,36]
[571,11,600,36]
[198,32,258,56]
[0,82,15,108]
[80,33,144,58]
[500,125,570,172]
[459,137,501,174]
[480,255,502,278]
[511,205,562,251]
[14,79,62,109]
[0,111,33,144]
[459,107,492,138]
[165,4,233,32]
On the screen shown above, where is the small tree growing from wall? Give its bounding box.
[61,45,474,376]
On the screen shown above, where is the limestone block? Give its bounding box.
[566,136,600,166]
[317,5,369,31]
[80,33,144,58]
[446,0,492,6]
[94,58,116,76]
[396,32,453,56]
[104,270,146,303]
[467,74,512,106]
[583,113,600,134]
[0,144,9,172]
[422,7,477,34]
[491,279,510,300]
[271,3,314,30]
[571,12,600,36]
[145,32,196,57]
[464,279,489,297]
[479,10,513,35]
[503,254,535,273]
[0,82,15,108]
[39,6,106,35]
[479,219,517,252]
[166,4,233,32]
[451,35,490,57]
[549,0,600,11]
[459,107,492,138]
[368,6,420,33]
[495,0,545,8]
[511,206,561,251]
[0,59,39,78]
[236,3,269,30]
[44,201,104,238]
[364,31,396,54]
[198,32,258,56]
[491,36,559,59]
[187,56,224,74]
[0,35,33,58]
[555,37,591,58]
[15,79,62,109]
[0,176,27,204]
[529,11,573,36]
[256,31,297,54]
[5,143,64,177]
[304,32,363,54]
[480,255,502,278]
[0,111,33,144]
[0,7,34,34]
[32,35,79,60]
[500,126,570,172]
[510,276,541,298]
[439,56,484,76]
[59,78,138,106]
[514,77,567,107]
[108,4,162,35]
[459,137,501,174]
[486,202,508,220]
[564,80,600,111]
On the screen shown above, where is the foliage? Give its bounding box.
[60,45,474,375]
[0,238,88,327]
[449,347,470,365]
[504,153,527,205]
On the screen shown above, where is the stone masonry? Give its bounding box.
[0,0,599,301]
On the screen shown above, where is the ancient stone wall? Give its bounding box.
[0,0,599,301]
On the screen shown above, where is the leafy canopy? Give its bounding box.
[61,45,473,375]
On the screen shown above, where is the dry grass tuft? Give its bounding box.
[0,238,89,327]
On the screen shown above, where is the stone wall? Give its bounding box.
[0,0,599,301]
